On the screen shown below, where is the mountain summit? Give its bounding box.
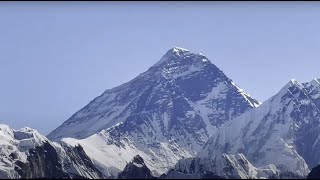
[47,47,260,176]
[199,78,320,177]
[152,47,207,67]
[48,47,259,141]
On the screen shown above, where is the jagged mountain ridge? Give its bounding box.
[0,124,105,179]
[117,154,302,179]
[166,154,279,179]
[113,77,320,179]
[48,47,260,176]
[198,78,320,177]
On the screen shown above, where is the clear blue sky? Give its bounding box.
[1,2,320,135]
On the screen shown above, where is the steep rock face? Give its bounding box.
[117,155,156,179]
[14,142,70,179]
[57,143,105,179]
[0,124,104,179]
[49,47,260,176]
[200,78,320,177]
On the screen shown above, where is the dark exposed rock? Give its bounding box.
[117,155,156,179]
[14,142,103,179]
[201,172,224,179]
[62,143,105,178]
[307,165,320,179]
[14,141,70,179]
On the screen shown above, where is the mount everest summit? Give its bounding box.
[47,47,260,177]
[1,47,320,179]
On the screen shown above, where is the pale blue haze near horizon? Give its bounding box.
[1,1,320,135]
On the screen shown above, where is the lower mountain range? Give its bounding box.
[1,47,320,179]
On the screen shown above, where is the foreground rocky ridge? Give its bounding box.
[117,155,305,179]
[0,124,104,179]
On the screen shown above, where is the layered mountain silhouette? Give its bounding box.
[1,47,319,179]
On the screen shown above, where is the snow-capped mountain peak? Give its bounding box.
[47,47,260,176]
[48,47,259,141]
[200,77,320,178]
[153,47,208,68]
[170,47,189,54]
[163,47,191,58]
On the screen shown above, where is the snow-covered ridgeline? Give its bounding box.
[200,78,320,177]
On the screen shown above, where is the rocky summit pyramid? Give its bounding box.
[47,47,260,177]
